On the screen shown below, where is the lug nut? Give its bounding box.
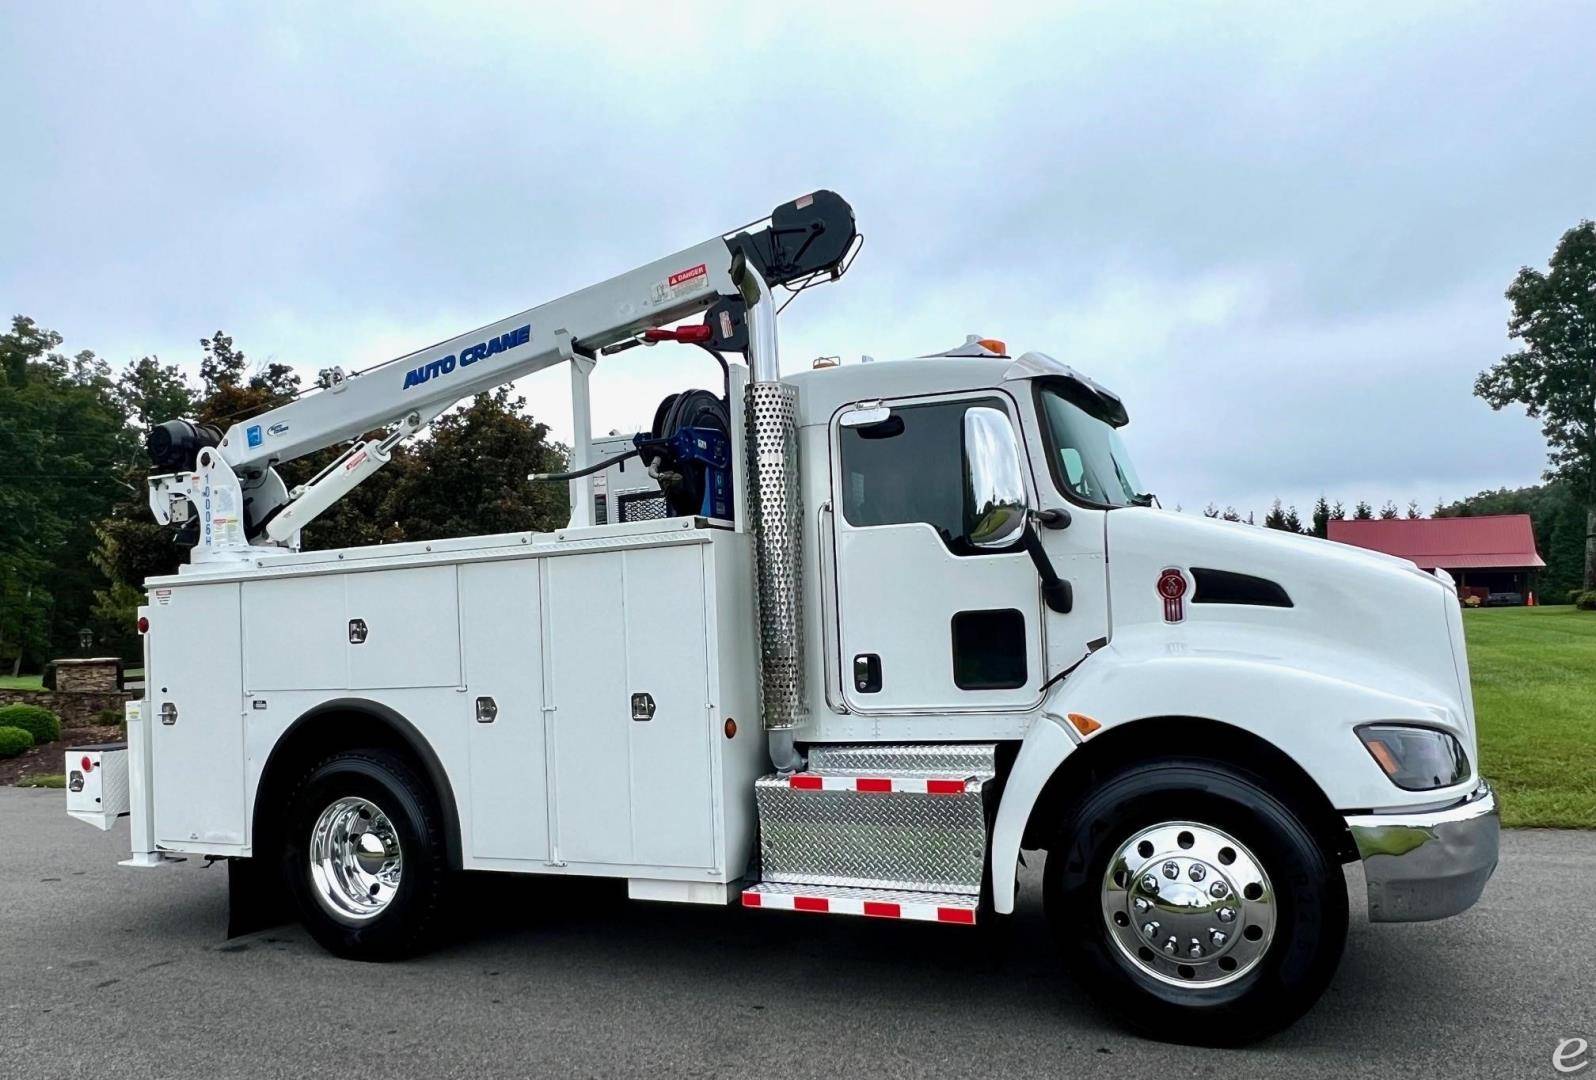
[1162,861,1179,879]
[1133,897,1151,914]
[1141,874,1160,894]
[1164,936,1178,954]
[1143,921,1160,937]
[1188,864,1206,882]
[1189,939,1203,958]
[1210,930,1228,948]
[1209,880,1228,898]
[1217,906,1237,923]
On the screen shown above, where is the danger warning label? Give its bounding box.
[668,264,707,289]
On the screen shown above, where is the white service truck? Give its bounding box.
[67,192,1498,1044]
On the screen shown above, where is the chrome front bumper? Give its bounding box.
[1344,781,1499,922]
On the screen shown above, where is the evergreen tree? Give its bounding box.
[1311,495,1331,538]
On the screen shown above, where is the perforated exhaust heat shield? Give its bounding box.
[746,379,804,731]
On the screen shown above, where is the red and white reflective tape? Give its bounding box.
[742,889,977,925]
[786,774,971,795]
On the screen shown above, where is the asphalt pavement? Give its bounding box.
[3,786,1591,1079]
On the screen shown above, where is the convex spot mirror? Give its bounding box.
[963,406,1033,549]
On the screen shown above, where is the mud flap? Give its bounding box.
[227,857,290,938]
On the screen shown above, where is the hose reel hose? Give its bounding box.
[643,388,730,517]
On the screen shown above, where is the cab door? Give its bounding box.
[829,390,1101,715]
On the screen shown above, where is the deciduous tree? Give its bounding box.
[0,317,131,671]
[1476,221,1596,588]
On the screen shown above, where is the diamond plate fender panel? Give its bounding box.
[755,776,989,895]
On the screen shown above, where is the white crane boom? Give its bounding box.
[222,236,738,473]
[142,191,858,566]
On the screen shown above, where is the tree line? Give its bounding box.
[1194,484,1587,600]
[1199,496,1426,534]
[0,317,569,673]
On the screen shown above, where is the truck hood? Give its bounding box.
[1103,508,1472,747]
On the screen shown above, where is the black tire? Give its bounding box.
[1043,759,1347,1046]
[280,748,450,961]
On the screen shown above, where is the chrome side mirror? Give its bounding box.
[963,406,1032,549]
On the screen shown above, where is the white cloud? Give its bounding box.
[2,0,1587,516]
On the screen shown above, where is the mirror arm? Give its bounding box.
[1021,522,1073,614]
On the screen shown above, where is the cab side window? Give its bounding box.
[838,397,1009,552]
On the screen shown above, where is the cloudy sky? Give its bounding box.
[4,1,1592,519]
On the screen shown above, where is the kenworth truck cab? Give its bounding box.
[66,192,1497,1045]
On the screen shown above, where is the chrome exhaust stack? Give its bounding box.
[736,261,805,773]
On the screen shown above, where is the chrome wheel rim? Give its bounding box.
[307,796,403,923]
[1100,820,1276,988]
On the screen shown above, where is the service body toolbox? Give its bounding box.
[66,741,130,830]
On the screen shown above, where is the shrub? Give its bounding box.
[1569,589,1585,606]
[1463,594,1483,608]
[0,726,35,759]
[0,703,60,745]
[97,707,124,727]
[1577,590,1596,612]
[17,773,64,788]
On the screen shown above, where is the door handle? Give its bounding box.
[852,654,882,693]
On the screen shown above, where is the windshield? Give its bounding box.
[1037,382,1146,507]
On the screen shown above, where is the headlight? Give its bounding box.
[1357,724,1471,791]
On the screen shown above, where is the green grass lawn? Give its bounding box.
[1464,605,1596,829]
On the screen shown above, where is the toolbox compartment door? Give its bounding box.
[149,583,247,848]
[545,545,716,870]
[460,560,550,862]
[345,566,461,689]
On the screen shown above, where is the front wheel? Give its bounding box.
[280,749,450,960]
[1044,760,1347,1045]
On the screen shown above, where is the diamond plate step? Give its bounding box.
[806,743,997,779]
[741,881,979,925]
[755,771,989,895]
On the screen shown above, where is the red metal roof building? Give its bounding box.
[1328,514,1546,604]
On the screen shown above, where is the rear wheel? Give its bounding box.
[1044,759,1346,1045]
[280,749,449,960]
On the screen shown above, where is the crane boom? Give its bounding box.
[144,191,857,565]
[222,235,739,473]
